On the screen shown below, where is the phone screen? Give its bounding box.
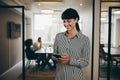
[52,54,61,58]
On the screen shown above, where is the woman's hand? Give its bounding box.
[59,53,71,64]
[51,55,61,62]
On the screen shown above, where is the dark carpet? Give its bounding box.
[100,65,120,80]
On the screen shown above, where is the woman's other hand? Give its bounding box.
[59,53,71,64]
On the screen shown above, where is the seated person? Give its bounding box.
[32,37,42,51]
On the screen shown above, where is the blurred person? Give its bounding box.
[32,37,42,51]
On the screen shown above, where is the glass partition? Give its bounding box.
[99,3,120,80]
[25,0,93,80]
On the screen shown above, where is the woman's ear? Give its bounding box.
[75,18,78,22]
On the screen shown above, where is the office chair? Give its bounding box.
[25,50,40,69]
[24,39,40,69]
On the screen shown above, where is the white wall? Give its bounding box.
[0,7,22,75]
[116,19,120,46]
[80,0,92,80]
[112,15,120,47]
[25,18,32,39]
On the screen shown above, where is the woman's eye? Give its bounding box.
[67,20,71,23]
[63,19,71,23]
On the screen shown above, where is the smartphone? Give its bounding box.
[52,54,61,58]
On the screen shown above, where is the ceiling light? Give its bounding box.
[80,3,83,6]
[38,3,41,6]
[33,0,63,2]
[41,10,54,13]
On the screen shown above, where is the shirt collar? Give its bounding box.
[76,31,82,38]
[64,31,82,38]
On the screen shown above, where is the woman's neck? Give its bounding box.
[67,29,78,39]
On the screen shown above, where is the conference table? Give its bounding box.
[103,47,120,67]
[103,47,120,57]
[35,49,56,70]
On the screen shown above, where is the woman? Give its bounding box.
[53,8,90,80]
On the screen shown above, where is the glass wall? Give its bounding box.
[99,1,120,80]
[25,0,93,80]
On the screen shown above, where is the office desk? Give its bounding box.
[103,48,120,57]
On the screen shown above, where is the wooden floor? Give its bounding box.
[1,60,119,80]
[18,63,120,80]
[17,65,56,80]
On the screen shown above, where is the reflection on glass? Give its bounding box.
[100,4,120,80]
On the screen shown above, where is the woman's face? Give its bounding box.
[63,18,77,31]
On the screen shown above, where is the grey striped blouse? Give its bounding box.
[53,31,90,80]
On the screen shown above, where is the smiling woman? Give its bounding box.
[53,8,90,80]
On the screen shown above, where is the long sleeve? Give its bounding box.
[69,37,90,68]
[53,32,90,80]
